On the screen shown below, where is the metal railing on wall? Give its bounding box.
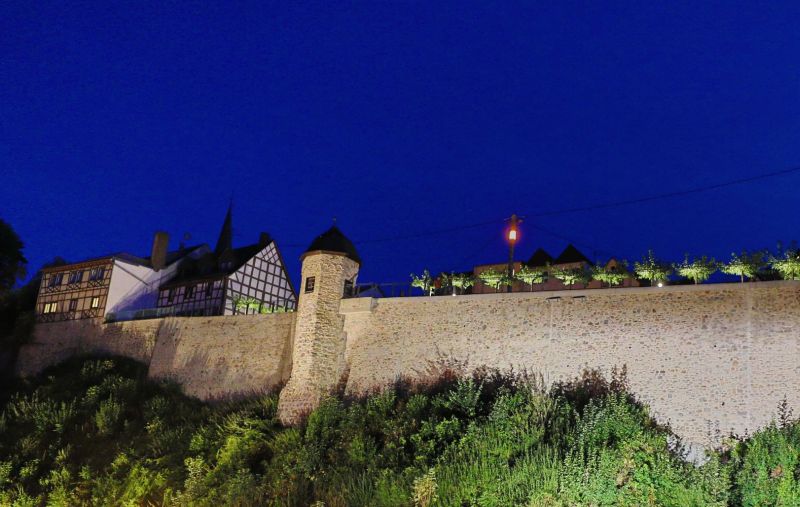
[344,283,435,299]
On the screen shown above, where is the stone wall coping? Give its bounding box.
[341,279,800,311]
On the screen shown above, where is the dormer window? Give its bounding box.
[221,261,233,271]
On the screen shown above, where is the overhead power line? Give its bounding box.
[529,165,800,217]
[281,165,800,248]
[278,220,502,249]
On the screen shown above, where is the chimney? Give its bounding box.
[151,231,169,271]
[259,232,272,247]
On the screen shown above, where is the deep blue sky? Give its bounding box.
[3,2,799,286]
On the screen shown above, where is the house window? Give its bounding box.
[305,276,315,293]
[68,299,78,311]
[167,288,175,303]
[90,297,100,309]
[43,302,58,313]
[48,273,64,288]
[185,285,195,299]
[89,267,105,281]
[68,271,83,284]
[206,282,214,297]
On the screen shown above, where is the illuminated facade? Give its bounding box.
[155,207,296,316]
[35,239,209,323]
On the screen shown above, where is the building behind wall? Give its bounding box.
[35,233,209,323]
[472,243,639,293]
[35,204,296,322]
[156,205,297,316]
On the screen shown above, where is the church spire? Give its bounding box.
[214,201,233,256]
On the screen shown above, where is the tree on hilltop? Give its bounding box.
[515,265,546,291]
[0,219,26,292]
[551,266,589,289]
[721,251,765,283]
[478,268,513,293]
[634,250,671,286]
[591,261,629,287]
[770,244,800,280]
[411,269,434,296]
[674,255,717,285]
[445,272,475,295]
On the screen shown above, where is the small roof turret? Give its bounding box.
[303,225,361,265]
[214,202,233,256]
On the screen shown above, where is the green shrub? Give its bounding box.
[94,397,124,436]
[730,420,800,506]
[0,355,791,505]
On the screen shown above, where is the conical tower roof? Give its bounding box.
[304,225,361,265]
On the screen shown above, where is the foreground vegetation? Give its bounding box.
[0,357,798,506]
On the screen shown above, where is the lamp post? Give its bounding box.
[506,214,521,293]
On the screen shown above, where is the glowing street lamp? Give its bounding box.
[505,214,522,293]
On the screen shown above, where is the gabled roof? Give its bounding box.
[41,246,204,273]
[554,244,592,265]
[526,248,554,267]
[304,225,361,265]
[160,242,268,288]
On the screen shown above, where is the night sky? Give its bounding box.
[3,2,800,286]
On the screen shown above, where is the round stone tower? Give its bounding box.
[278,225,360,425]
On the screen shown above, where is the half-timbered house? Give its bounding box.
[35,233,209,323]
[156,206,297,316]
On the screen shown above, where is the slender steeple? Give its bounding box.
[214,201,233,256]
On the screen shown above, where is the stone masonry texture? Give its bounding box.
[15,279,800,448]
[340,281,800,446]
[17,313,295,401]
[277,252,359,424]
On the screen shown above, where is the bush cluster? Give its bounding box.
[0,357,798,505]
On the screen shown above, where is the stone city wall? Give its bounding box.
[340,281,800,446]
[16,313,296,400]
[16,279,800,447]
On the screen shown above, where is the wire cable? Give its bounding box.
[528,165,800,217]
[277,165,800,248]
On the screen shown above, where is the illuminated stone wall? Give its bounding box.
[16,313,295,400]
[17,277,800,447]
[340,281,800,446]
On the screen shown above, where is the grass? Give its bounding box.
[0,356,797,505]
